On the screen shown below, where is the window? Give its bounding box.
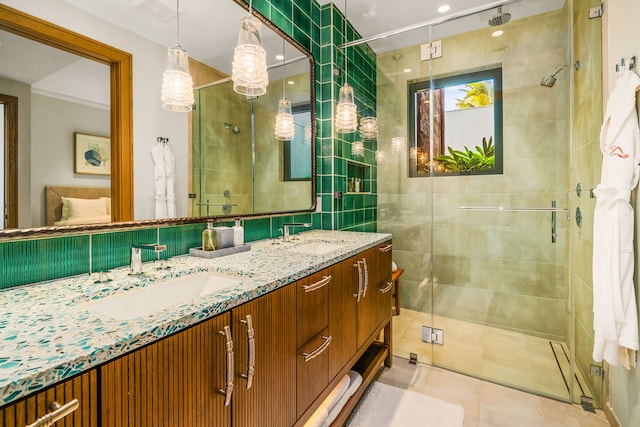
[408,67,503,176]
[283,104,312,181]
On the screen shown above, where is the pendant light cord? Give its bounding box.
[343,0,348,83]
[175,0,180,45]
[282,39,287,98]
[249,0,253,14]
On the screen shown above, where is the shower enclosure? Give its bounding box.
[374,0,603,407]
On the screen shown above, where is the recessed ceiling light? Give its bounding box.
[287,80,295,85]
[492,30,504,37]
[275,54,285,60]
[403,68,412,73]
[438,5,450,13]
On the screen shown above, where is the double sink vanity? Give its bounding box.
[0,230,393,426]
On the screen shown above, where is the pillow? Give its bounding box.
[61,196,108,220]
[100,197,111,215]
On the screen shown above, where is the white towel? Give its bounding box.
[326,371,363,425]
[151,142,177,219]
[304,374,351,427]
[592,69,640,368]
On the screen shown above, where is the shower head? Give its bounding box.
[488,7,511,26]
[540,65,569,87]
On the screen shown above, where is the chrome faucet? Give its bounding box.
[282,223,311,242]
[130,243,167,275]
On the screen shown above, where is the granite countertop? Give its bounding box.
[0,230,391,407]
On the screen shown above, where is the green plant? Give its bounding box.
[433,136,495,172]
[455,81,494,108]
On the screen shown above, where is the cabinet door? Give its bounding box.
[296,267,332,347]
[0,370,98,427]
[101,313,231,427]
[232,285,296,427]
[328,256,358,380]
[375,278,394,331]
[355,248,377,349]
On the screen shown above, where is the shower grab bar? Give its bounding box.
[458,206,568,212]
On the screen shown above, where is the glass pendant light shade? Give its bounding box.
[161,45,194,112]
[304,126,312,144]
[359,117,378,139]
[391,136,406,153]
[375,149,386,163]
[351,140,365,157]
[275,97,295,140]
[409,146,419,160]
[232,16,269,97]
[335,83,358,133]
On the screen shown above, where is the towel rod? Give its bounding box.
[458,206,568,212]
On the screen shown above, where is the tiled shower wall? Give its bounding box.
[376,9,570,340]
[570,0,604,406]
[0,0,378,290]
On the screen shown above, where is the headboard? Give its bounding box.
[45,185,111,226]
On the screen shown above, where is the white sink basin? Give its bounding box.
[289,242,345,255]
[83,272,243,320]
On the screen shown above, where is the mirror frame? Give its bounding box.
[0,1,316,238]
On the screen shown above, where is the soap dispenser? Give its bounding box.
[233,218,244,246]
[202,220,216,251]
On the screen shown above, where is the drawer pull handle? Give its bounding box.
[239,315,255,389]
[379,243,393,252]
[303,275,332,292]
[362,258,369,298]
[302,335,332,362]
[353,262,363,302]
[380,281,394,294]
[26,399,79,427]
[218,326,234,407]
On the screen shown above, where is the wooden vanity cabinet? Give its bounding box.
[0,370,98,427]
[101,312,231,427]
[232,284,297,427]
[100,285,297,427]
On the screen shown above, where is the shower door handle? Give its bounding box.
[551,200,557,243]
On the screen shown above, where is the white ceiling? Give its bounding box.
[0,0,565,104]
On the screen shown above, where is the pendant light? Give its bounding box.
[232,0,269,97]
[275,40,295,140]
[351,140,364,156]
[161,0,194,112]
[335,0,358,133]
[375,149,386,163]
[359,115,378,140]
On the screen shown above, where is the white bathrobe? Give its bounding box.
[151,142,176,219]
[593,69,640,369]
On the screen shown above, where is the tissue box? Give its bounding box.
[214,226,234,249]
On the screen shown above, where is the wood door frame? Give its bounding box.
[0,94,17,229]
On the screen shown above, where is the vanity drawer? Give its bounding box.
[296,266,333,347]
[296,328,331,418]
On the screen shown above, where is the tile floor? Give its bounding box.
[377,356,610,427]
[393,308,595,402]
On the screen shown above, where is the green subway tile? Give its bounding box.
[244,217,272,242]
[354,195,364,209]
[312,3,321,26]
[271,9,292,35]
[321,213,332,229]
[355,209,365,224]
[160,223,202,257]
[333,158,343,175]
[92,228,158,272]
[322,195,332,212]
[293,6,311,32]
[0,236,90,289]
[320,100,332,118]
[293,26,311,51]
[312,212,322,228]
[271,0,288,16]
[342,211,354,228]
[253,1,271,20]
[320,5,332,28]
[321,139,332,156]
[344,194,354,210]
[321,175,332,192]
[335,176,345,192]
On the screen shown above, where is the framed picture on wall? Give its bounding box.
[74,132,110,175]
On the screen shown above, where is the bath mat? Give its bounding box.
[346,381,464,427]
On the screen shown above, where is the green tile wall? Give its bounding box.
[1,0,378,290]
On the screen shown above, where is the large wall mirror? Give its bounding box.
[0,0,315,237]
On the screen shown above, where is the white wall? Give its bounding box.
[30,94,110,226]
[603,1,640,426]
[2,0,190,221]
